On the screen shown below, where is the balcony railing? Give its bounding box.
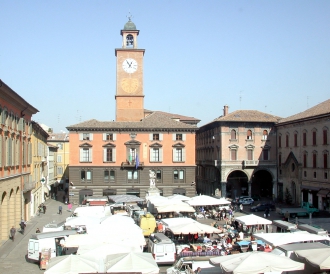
[121,161,144,169]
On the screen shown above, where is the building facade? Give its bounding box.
[30,121,49,217]
[67,18,199,204]
[276,99,330,209]
[47,133,70,196]
[0,79,38,245]
[196,106,279,199]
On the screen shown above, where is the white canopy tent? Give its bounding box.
[99,214,135,226]
[295,248,330,270]
[162,217,221,235]
[44,254,102,274]
[155,202,195,213]
[210,251,305,274]
[235,214,272,226]
[254,232,329,247]
[77,243,142,260]
[64,216,103,229]
[185,195,229,206]
[104,252,159,274]
[167,194,191,201]
[72,206,110,217]
[108,194,145,203]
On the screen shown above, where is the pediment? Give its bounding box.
[172,142,185,148]
[124,140,141,146]
[79,142,92,148]
[149,142,162,148]
[229,144,239,149]
[102,142,116,148]
[283,151,299,167]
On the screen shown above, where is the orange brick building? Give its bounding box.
[67,18,199,204]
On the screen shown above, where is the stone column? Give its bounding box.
[273,181,277,202]
[221,182,227,198]
[248,182,252,197]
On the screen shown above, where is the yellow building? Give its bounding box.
[0,80,38,245]
[30,121,49,218]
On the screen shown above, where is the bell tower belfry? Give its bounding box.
[115,16,145,122]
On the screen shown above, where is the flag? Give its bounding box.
[135,154,139,169]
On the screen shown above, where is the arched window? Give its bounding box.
[126,34,134,47]
[247,130,252,140]
[231,129,237,140]
[262,130,268,140]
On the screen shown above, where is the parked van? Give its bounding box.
[126,204,142,218]
[148,233,176,265]
[271,220,299,233]
[27,230,78,262]
[139,213,156,236]
[167,256,221,274]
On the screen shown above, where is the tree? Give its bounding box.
[284,187,293,204]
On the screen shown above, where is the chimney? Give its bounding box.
[223,105,229,116]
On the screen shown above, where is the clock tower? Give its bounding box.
[115,17,145,121]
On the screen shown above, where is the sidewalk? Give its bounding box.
[0,197,77,274]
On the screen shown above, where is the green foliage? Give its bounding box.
[284,187,293,205]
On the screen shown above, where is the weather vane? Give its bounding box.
[127,11,133,21]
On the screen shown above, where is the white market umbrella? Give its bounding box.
[156,202,195,213]
[104,252,159,274]
[235,214,272,226]
[210,251,305,274]
[186,195,226,206]
[254,232,329,247]
[295,248,330,270]
[44,254,101,274]
[169,220,222,235]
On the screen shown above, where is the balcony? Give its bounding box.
[121,161,144,170]
[244,160,259,166]
[23,179,36,192]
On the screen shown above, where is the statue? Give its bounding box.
[149,170,156,188]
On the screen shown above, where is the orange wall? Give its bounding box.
[69,131,196,167]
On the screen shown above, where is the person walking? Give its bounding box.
[264,208,270,218]
[43,204,47,214]
[59,205,62,214]
[10,226,16,242]
[239,203,243,213]
[284,211,290,221]
[20,219,26,235]
[68,203,72,212]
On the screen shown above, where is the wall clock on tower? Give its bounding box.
[122,58,138,73]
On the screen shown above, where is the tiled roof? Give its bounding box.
[153,111,200,122]
[213,110,281,123]
[48,133,69,141]
[66,111,199,131]
[278,99,330,123]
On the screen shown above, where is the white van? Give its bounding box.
[126,204,142,218]
[27,230,78,262]
[271,220,300,233]
[167,257,221,274]
[148,233,176,265]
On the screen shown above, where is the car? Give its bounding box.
[250,203,276,212]
[251,194,261,201]
[240,198,254,205]
[238,196,250,203]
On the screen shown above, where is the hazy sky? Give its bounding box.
[2,1,329,133]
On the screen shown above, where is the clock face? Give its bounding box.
[122,58,138,73]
